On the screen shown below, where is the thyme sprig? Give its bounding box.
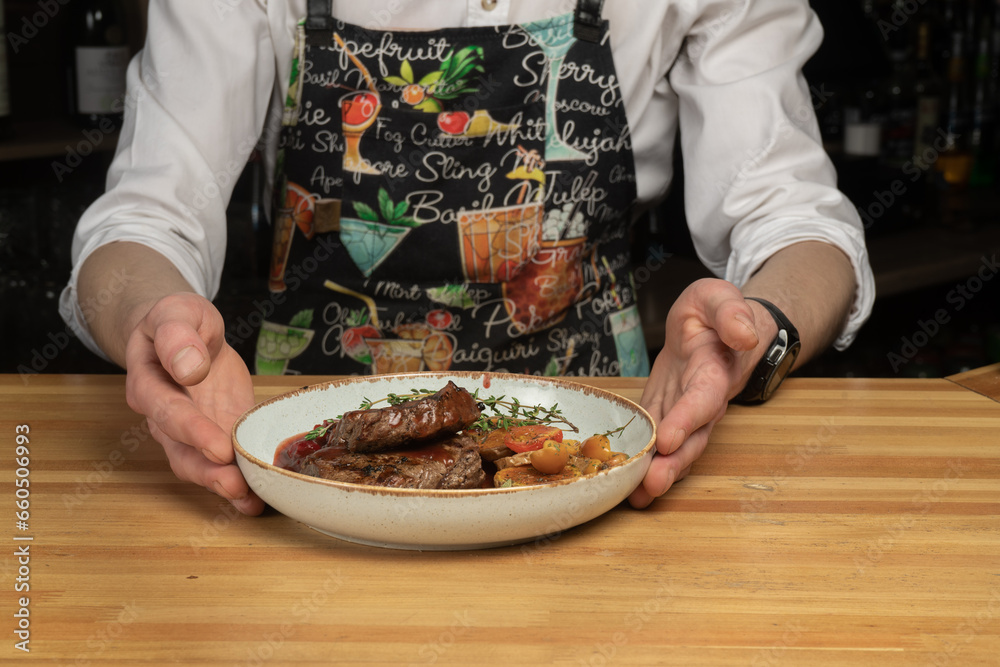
[304,419,337,441]
[469,390,577,433]
[599,416,635,440]
[302,386,580,440]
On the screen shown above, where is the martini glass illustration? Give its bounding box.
[341,91,382,175]
[339,218,411,277]
[525,18,588,162]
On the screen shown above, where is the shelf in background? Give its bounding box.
[868,224,1000,299]
[0,120,119,163]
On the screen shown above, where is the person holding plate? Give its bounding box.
[61,0,875,515]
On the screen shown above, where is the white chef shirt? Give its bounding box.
[59,0,875,358]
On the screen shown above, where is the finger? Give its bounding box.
[655,367,728,455]
[646,424,711,496]
[140,294,224,386]
[127,359,236,465]
[155,422,265,515]
[125,322,240,466]
[628,425,712,508]
[638,354,670,424]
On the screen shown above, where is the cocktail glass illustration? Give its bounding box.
[395,323,457,372]
[420,331,457,372]
[341,91,382,175]
[339,218,412,277]
[524,18,588,162]
[608,305,650,377]
[503,237,586,334]
[458,203,543,283]
[255,321,315,375]
[366,339,425,374]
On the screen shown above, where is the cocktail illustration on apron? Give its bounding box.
[257,0,651,377]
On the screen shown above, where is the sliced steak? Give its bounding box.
[334,381,481,453]
[299,433,485,490]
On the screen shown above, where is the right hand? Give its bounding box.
[124,293,264,515]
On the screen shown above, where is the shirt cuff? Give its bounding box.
[725,218,875,351]
[58,228,215,364]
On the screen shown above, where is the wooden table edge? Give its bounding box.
[946,362,1000,403]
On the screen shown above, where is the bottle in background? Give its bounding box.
[936,28,974,188]
[0,0,11,139]
[913,21,944,166]
[970,5,997,186]
[882,39,917,169]
[73,0,129,131]
[843,78,885,161]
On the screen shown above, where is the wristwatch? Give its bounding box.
[734,297,801,404]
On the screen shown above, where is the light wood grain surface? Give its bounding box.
[949,363,1000,403]
[1,374,998,666]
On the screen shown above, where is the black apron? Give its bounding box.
[255,0,650,377]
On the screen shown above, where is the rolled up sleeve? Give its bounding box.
[59,0,277,357]
[669,0,875,349]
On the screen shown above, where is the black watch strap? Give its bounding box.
[735,297,800,404]
[745,297,797,336]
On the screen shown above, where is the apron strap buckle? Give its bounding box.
[574,0,605,43]
[306,0,334,31]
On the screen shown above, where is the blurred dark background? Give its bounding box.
[1,0,998,379]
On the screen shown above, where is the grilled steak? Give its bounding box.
[333,381,481,453]
[299,433,485,489]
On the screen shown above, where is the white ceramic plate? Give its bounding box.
[233,372,656,550]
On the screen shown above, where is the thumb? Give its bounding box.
[695,281,760,352]
[140,294,225,386]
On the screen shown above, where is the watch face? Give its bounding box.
[762,342,800,400]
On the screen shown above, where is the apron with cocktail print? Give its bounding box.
[255,0,650,377]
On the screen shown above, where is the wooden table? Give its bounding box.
[1,374,998,665]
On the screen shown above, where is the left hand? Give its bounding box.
[630,278,770,508]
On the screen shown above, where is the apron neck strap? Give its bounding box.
[306,0,334,31]
[574,0,605,43]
